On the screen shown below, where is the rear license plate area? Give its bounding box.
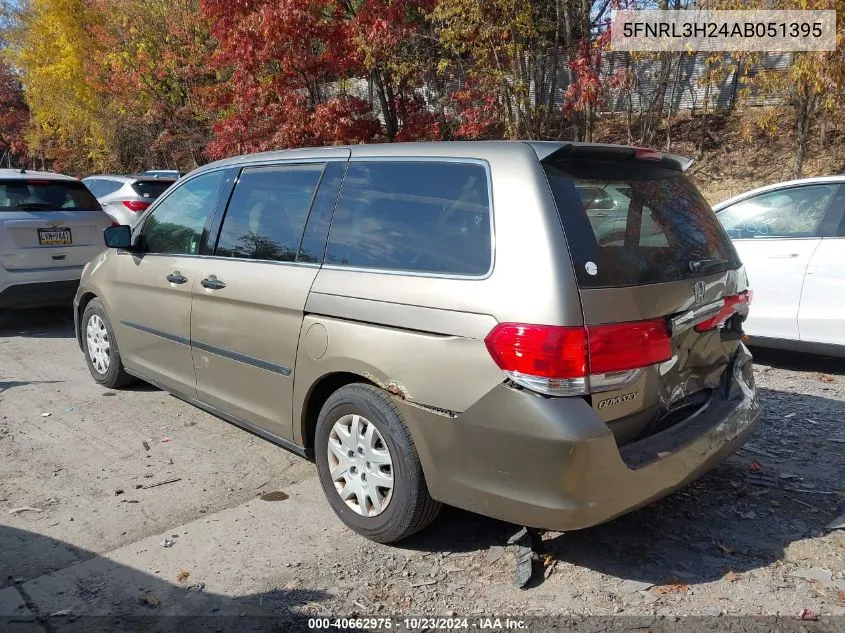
[38,227,72,246]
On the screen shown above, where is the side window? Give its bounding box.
[298,162,346,263]
[83,179,104,197]
[325,161,492,275]
[100,180,124,196]
[139,170,226,255]
[718,185,837,239]
[214,164,324,262]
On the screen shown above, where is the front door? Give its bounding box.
[190,160,345,439]
[798,185,845,344]
[110,169,228,395]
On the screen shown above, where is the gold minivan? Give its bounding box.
[75,142,761,543]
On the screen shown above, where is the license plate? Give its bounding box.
[38,227,72,246]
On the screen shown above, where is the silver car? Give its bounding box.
[82,175,176,226]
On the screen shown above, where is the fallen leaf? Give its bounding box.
[798,608,818,621]
[139,591,160,607]
[838,590,845,603]
[749,461,763,472]
[716,542,735,555]
[652,583,689,594]
[542,554,554,568]
[176,569,190,583]
[724,571,741,582]
[818,374,835,384]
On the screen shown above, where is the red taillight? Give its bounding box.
[588,319,672,375]
[634,148,663,161]
[484,324,588,379]
[694,290,753,332]
[484,318,672,396]
[122,200,151,212]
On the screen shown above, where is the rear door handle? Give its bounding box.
[769,253,800,259]
[166,272,188,284]
[200,277,226,290]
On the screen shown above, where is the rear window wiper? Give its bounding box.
[689,257,731,273]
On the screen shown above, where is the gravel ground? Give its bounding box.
[1,309,843,631]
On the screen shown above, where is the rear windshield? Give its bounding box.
[132,180,175,199]
[543,160,739,288]
[0,179,102,211]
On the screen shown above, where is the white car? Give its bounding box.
[0,169,113,309]
[714,176,845,356]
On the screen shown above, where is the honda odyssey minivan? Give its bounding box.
[74,142,761,543]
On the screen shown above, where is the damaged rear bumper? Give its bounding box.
[397,344,761,531]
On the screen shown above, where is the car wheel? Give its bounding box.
[315,383,441,543]
[82,298,134,388]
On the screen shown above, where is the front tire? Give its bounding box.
[81,298,134,388]
[315,383,441,543]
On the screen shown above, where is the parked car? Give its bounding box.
[81,175,176,227]
[139,169,185,179]
[73,142,761,542]
[0,169,112,309]
[714,176,845,356]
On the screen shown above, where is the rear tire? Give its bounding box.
[81,298,134,389]
[315,383,441,543]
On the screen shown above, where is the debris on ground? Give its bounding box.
[50,609,72,617]
[739,510,757,519]
[791,567,834,585]
[749,461,764,472]
[141,440,150,451]
[176,569,190,583]
[825,499,845,531]
[798,608,818,620]
[620,579,654,594]
[40,412,51,417]
[7,506,42,514]
[487,545,505,564]
[724,571,742,582]
[652,583,689,594]
[818,374,836,384]
[139,591,160,607]
[507,527,541,589]
[142,477,181,489]
[160,437,171,443]
[114,489,124,496]
[160,538,175,548]
[186,582,205,593]
[260,490,289,502]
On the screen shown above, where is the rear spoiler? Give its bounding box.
[531,142,694,172]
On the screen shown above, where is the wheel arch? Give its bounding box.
[299,371,377,455]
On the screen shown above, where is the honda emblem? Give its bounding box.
[694,281,706,304]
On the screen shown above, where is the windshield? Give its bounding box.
[543,160,739,288]
[0,179,102,212]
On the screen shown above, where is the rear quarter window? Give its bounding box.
[325,161,492,276]
[0,180,102,211]
[543,160,739,288]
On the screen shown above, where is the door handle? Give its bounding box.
[200,277,226,290]
[769,253,800,259]
[166,272,188,284]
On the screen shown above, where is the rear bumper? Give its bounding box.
[398,344,761,531]
[0,279,80,309]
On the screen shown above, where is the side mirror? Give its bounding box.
[104,225,133,249]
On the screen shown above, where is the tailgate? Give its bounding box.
[542,146,750,445]
[0,211,110,271]
[0,179,107,271]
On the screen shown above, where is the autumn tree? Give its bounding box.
[6,0,114,173]
[89,0,217,170]
[0,59,28,167]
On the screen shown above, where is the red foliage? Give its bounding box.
[200,0,436,159]
[0,62,29,162]
[449,79,499,139]
[562,30,609,118]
